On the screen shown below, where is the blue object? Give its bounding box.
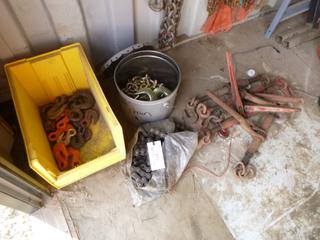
[265,0,311,38]
[265,0,292,38]
[282,0,311,21]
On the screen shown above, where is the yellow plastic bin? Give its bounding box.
[4,43,126,189]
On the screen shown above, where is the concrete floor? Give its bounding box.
[0,196,74,240]
[166,15,320,240]
[3,15,319,240]
[56,15,320,240]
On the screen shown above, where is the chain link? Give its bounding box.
[159,0,184,49]
[207,0,220,15]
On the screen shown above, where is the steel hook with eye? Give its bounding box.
[133,88,158,101]
[57,128,77,145]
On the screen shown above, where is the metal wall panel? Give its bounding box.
[134,0,163,44]
[0,0,273,100]
[0,0,137,101]
[178,0,207,37]
[0,0,206,101]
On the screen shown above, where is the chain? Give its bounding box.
[207,0,221,15]
[122,74,160,95]
[159,0,184,49]
[122,74,172,101]
[243,0,254,9]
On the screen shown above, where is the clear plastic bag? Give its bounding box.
[123,119,198,206]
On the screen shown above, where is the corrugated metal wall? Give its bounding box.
[0,0,135,91]
[0,0,277,100]
[0,0,208,100]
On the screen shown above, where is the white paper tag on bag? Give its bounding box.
[147,141,165,171]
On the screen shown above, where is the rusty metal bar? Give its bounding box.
[255,93,304,104]
[206,91,264,141]
[244,105,301,113]
[242,91,273,105]
[226,52,244,115]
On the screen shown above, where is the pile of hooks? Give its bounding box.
[122,74,172,101]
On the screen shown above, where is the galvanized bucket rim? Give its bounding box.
[114,50,181,106]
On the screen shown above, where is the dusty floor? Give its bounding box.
[56,15,320,240]
[166,15,320,240]
[2,15,320,240]
[0,196,74,240]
